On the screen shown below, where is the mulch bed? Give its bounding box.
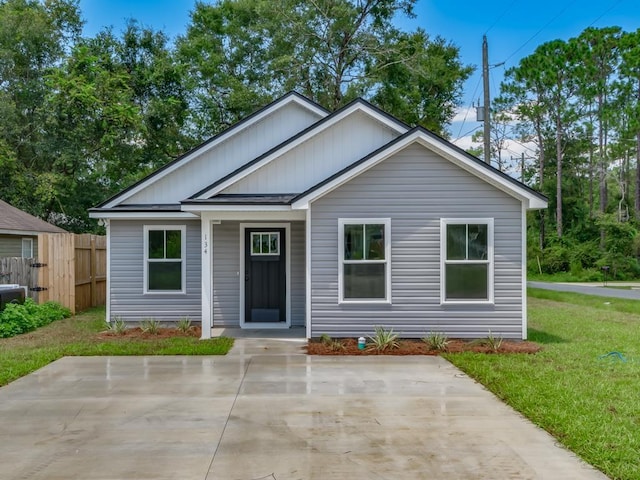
[306,338,541,355]
[98,327,202,340]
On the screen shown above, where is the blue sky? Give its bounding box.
[78,0,639,150]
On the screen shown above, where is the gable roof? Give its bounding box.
[96,91,329,209]
[291,127,548,210]
[190,97,410,200]
[0,200,67,235]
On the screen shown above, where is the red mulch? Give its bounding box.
[306,338,541,355]
[97,326,202,340]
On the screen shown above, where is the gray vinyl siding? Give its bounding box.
[0,235,37,258]
[309,143,524,339]
[109,220,201,322]
[212,221,305,327]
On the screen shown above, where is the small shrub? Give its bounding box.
[0,299,70,338]
[318,333,344,351]
[140,318,161,334]
[423,331,449,351]
[106,316,127,334]
[367,326,399,352]
[485,330,503,352]
[176,317,192,333]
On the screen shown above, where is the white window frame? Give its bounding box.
[338,218,391,304]
[440,218,494,304]
[21,238,33,258]
[143,225,187,294]
[250,231,281,256]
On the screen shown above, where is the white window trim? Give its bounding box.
[338,218,391,304]
[440,218,494,304]
[21,238,33,258]
[143,225,187,295]
[250,231,281,256]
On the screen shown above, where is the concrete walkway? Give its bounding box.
[0,340,608,479]
[529,280,640,300]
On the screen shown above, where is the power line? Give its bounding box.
[453,125,482,144]
[586,0,624,28]
[454,76,482,141]
[502,0,578,65]
[484,0,520,35]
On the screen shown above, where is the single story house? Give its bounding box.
[90,92,547,340]
[0,199,66,258]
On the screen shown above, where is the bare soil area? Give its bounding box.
[98,326,202,340]
[306,338,541,355]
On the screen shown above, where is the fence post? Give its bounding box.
[90,235,97,307]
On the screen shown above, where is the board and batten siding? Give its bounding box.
[309,143,524,339]
[221,111,401,195]
[212,220,305,327]
[109,220,201,322]
[123,103,323,205]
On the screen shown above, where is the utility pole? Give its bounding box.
[482,35,491,165]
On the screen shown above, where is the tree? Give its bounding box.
[0,0,82,218]
[177,0,471,136]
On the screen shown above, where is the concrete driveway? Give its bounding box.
[0,339,607,479]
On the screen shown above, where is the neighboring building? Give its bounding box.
[90,92,547,340]
[0,199,66,258]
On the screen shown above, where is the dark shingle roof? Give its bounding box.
[0,200,67,234]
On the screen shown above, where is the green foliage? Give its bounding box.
[319,333,344,351]
[0,299,70,338]
[422,331,449,351]
[447,293,640,479]
[367,326,400,352]
[106,316,127,334]
[0,307,234,387]
[176,317,192,333]
[484,331,503,352]
[140,318,161,334]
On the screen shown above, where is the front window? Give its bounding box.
[144,225,186,293]
[441,219,493,302]
[339,219,390,302]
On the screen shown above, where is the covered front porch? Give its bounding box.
[185,207,309,340]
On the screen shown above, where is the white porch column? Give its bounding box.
[200,214,213,339]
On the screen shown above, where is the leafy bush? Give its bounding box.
[106,316,127,334]
[367,326,399,352]
[176,317,192,333]
[140,318,161,334]
[0,299,70,338]
[422,331,449,351]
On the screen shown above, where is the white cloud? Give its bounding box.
[450,106,480,124]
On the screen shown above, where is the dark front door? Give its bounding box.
[245,228,286,323]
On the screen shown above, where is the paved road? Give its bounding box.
[529,281,640,300]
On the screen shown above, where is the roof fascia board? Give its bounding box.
[99,93,328,209]
[291,130,547,210]
[0,229,43,236]
[88,211,199,220]
[181,204,293,212]
[194,101,409,200]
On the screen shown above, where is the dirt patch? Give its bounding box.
[98,326,202,340]
[306,338,541,355]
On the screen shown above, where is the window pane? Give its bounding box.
[165,230,182,259]
[365,224,385,260]
[446,224,467,260]
[270,233,279,254]
[261,233,270,254]
[252,233,261,254]
[344,224,363,260]
[344,263,385,299]
[148,230,165,259]
[148,262,182,290]
[468,224,488,260]
[445,264,488,300]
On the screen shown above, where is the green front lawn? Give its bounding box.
[0,307,233,387]
[446,288,640,480]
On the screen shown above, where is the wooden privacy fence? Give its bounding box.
[0,257,39,302]
[37,233,106,314]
